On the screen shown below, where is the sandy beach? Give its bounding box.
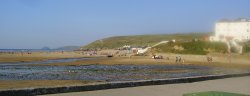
[1,51,250,91]
[42,76,250,96]
[1,51,250,68]
[0,51,101,62]
[11,52,248,69]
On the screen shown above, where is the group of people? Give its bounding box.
[175,56,184,63]
[206,56,213,63]
[150,54,214,64]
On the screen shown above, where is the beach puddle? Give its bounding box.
[0,64,249,81]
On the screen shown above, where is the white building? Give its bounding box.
[210,18,250,42]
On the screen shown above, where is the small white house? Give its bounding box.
[210,18,250,42]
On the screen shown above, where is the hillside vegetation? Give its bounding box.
[243,42,250,53]
[154,41,228,55]
[83,33,210,49]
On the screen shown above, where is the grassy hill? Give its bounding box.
[82,32,211,49]
[154,41,227,55]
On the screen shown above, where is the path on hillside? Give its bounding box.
[42,76,250,96]
[137,41,169,54]
[152,41,169,47]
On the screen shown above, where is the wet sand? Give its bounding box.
[42,76,250,96]
[1,51,249,68]
[0,80,94,90]
[27,54,250,69]
[0,51,101,62]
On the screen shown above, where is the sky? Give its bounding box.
[0,0,250,49]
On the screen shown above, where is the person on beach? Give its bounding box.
[178,56,182,63]
[207,56,213,63]
[175,56,182,63]
[207,56,210,62]
[176,56,178,63]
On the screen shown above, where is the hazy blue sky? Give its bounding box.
[0,0,250,49]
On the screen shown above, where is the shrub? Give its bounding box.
[243,44,250,53]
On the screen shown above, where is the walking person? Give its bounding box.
[178,56,182,63]
[206,55,213,63]
[176,56,178,63]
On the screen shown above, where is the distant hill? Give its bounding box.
[54,46,80,51]
[41,46,51,50]
[82,32,211,49]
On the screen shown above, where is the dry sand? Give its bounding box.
[0,51,249,69]
[42,76,250,96]
[24,53,250,69]
[1,51,249,68]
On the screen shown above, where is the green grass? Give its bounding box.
[82,32,229,55]
[155,41,227,55]
[183,91,249,96]
[82,32,210,49]
[243,43,250,53]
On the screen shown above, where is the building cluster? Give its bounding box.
[210,18,250,42]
